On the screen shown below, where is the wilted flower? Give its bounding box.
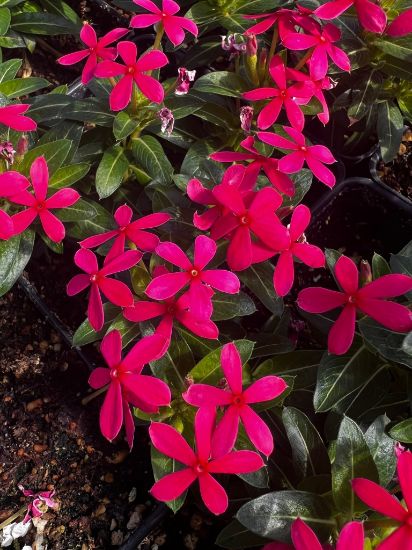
[0,142,15,164]
[18,485,57,524]
[175,67,196,95]
[240,106,254,133]
[158,107,174,136]
[221,34,247,57]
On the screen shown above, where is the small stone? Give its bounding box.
[111,530,124,546]
[128,487,137,503]
[110,518,117,531]
[126,509,142,530]
[104,472,114,483]
[94,503,106,517]
[33,444,48,453]
[26,398,43,412]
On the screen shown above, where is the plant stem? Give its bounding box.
[0,506,26,530]
[294,49,313,71]
[109,77,117,88]
[364,519,400,530]
[131,83,139,115]
[82,384,108,406]
[152,24,165,52]
[267,26,279,69]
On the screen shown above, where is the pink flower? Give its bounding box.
[262,519,364,550]
[297,255,412,355]
[18,485,58,524]
[0,170,29,239]
[89,330,170,448]
[243,56,314,131]
[243,8,307,40]
[94,41,168,111]
[210,136,295,196]
[312,76,335,125]
[79,204,170,264]
[149,407,264,514]
[57,23,129,84]
[146,235,240,320]
[0,104,37,132]
[175,67,196,95]
[282,22,350,81]
[258,127,337,188]
[386,8,412,36]
[184,342,287,457]
[131,0,198,46]
[252,205,325,296]
[314,0,387,34]
[67,248,141,331]
[210,185,289,271]
[7,156,80,242]
[352,451,412,549]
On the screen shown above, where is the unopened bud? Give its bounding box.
[360,259,372,286]
[246,33,257,57]
[17,135,29,156]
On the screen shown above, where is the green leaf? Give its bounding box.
[19,139,72,176]
[68,201,113,241]
[282,169,313,208]
[212,291,256,321]
[0,30,25,49]
[0,58,21,83]
[0,7,10,35]
[131,135,173,184]
[359,317,412,368]
[236,491,334,543]
[0,230,35,296]
[193,71,249,97]
[282,407,330,480]
[332,416,379,514]
[181,140,223,183]
[66,97,115,126]
[49,163,90,189]
[72,304,119,347]
[106,315,140,347]
[365,415,396,486]
[113,111,139,141]
[0,77,49,99]
[377,100,404,162]
[375,36,412,61]
[37,121,83,163]
[57,198,97,223]
[347,70,383,121]
[239,263,283,316]
[95,145,128,199]
[254,350,323,390]
[372,252,391,279]
[11,12,79,34]
[216,520,269,549]
[389,418,412,443]
[38,0,82,25]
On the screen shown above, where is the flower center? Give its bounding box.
[280,89,287,98]
[240,215,250,226]
[119,226,127,233]
[232,393,245,407]
[90,273,100,283]
[190,269,199,278]
[299,146,307,152]
[35,200,46,211]
[167,304,176,315]
[319,36,326,43]
[348,295,357,304]
[127,66,135,75]
[110,369,118,379]
[193,461,208,475]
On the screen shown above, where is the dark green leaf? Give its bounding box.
[0,7,10,35]
[359,317,412,368]
[216,520,269,549]
[49,163,90,189]
[11,12,79,34]
[212,291,256,321]
[0,58,21,83]
[72,304,119,347]
[389,418,412,443]
[131,135,173,184]
[95,146,128,199]
[113,111,139,141]
[0,77,49,98]
[194,71,249,97]
[0,230,35,296]
[372,252,391,279]
[19,139,72,175]
[57,198,97,222]
[239,263,283,316]
[377,100,404,162]
[365,415,396,486]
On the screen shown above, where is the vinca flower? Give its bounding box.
[314,0,387,34]
[0,169,29,240]
[18,485,58,524]
[0,104,37,132]
[94,41,168,110]
[89,330,170,448]
[67,248,141,331]
[131,0,198,47]
[184,342,287,456]
[297,255,412,355]
[150,407,264,514]
[58,23,129,84]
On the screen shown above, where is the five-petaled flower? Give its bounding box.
[258,127,337,188]
[146,235,240,320]
[243,56,314,131]
[58,23,129,84]
[94,40,168,110]
[150,407,264,514]
[18,485,58,524]
[210,136,295,196]
[297,255,412,355]
[352,451,412,549]
[184,342,287,457]
[79,204,170,264]
[67,248,141,331]
[89,330,170,448]
[0,169,29,239]
[131,0,198,46]
[0,104,37,132]
[6,156,80,243]
[314,0,387,34]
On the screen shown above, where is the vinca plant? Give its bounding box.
[0,0,412,547]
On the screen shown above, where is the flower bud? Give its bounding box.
[246,33,257,57]
[360,259,372,286]
[175,67,196,96]
[395,441,406,458]
[158,107,174,136]
[17,135,29,156]
[240,106,253,133]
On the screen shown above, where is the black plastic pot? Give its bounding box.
[369,152,412,206]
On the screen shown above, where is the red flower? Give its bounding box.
[131,0,198,47]
[243,56,314,131]
[8,156,80,242]
[314,0,387,34]
[146,235,240,320]
[94,41,168,110]
[58,23,129,84]
[210,136,295,196]
[352,451,412,549]
[258,127,337,188]
[297,255,412,355]
[386,8,412,37]
[210,185,289,271]
[0,104,37,132]
[184,342,287,457]
[89,330,170,448]
[0,170,29,239]
[67,248,141,331]
[243,8,308,40]
[150,407,264,515]
[79,204,170,264]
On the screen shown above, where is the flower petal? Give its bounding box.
[221,342,243,393]
[155,241,192,269]
[240,405,274,456]
[74,248,98,274]
[291,518,323,550]
[305,156,336,187]
[292,243,325,268]
[357,298,412,333]
[209,450,264,474]
[46,188,80,209]
[289,204,310,241]
[274,250,295,296]
[100,329,122,368]
[146,271,190,300]
[57,49,90,66]
[0,172,29,197]
[335,255,359,294]
[183,384,231,407]
[80,23,97,47]
[358,274,412,299]
[39,210,66,243]
[151,469,196,501]
[123,300,166,322]
[11,208,38,235]
[149,422,196,465]
[211,406,240,458]
[30,156,49,201]
[88,283,104,331]
[134,73,165,104]
[244,375,288,403]
[66,274,90,296]
[123,400,135,450]
[328,304,356,355]
[201,269,240,294]
[337,522,364,550]
[122,333,167,371]
[351,478,407,522]
[100,250,141,276]
[89,367,111,389]
[123,374,171,408]
[198,473,228,515]
[100,380,123,442]
[193,235,216,270]
[195,407,216,462]
[110,74,133,111]
[99,277,134,307]
[297,287,346,313]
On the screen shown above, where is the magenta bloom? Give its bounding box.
[184,342,287,457]
[67,248,141,331]
[146,235,240,320]
[252,205,325,296]
[297,255,412,355]
[282,22,350,81]
[131,0,198,46]
[243,8,308,40]
[312,76,334,125]
[89,330,170,448]
[80,204,170,264]
[262,519,364,550]
[150,407,264,515]
[0,170,29,239]
[314,0,387,34]
[18,485,58,524]
[0,104,37,132]
[258,127,337,188]
[243,56,314,131]
[387,8,412,36]
[352,451,412,549]
[210,185,289,271]
[210,136,295,196]
[7,156,80,242]
[58,23,129,84]
[94,41,168,111]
